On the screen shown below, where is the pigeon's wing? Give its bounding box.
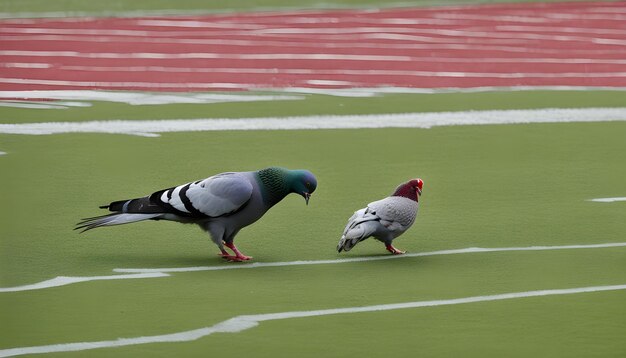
[338,206,381,252]
[341,207,377,236]
[367,197,417,233]
[151,172,253,218]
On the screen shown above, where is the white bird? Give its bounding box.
[337,179,423,254]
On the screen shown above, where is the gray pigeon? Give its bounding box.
[76,167,317,261]
[337,178,423,255]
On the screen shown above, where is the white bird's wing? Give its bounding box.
[367,196,418,233]
[341,207,377,236]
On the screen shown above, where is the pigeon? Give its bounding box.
[76,167,317,261]
[337,178,423,255]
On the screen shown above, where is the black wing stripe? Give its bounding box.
[147,188,196,217]
[179,183,206,217]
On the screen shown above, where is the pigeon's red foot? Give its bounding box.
[218,253,251,262]
[386,244,406,255]
[219,242,253,262]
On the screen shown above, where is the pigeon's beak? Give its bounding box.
[303,192,311,205]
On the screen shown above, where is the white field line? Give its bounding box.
[3,70,626,90]
[0,86,624,102]
[1,243,624,293]
[0,88,621,109]
[0,100,92,109]
[277,85,626,97]
[1,284,625,357]
[0,102,68,109]
[588,197,626,202]
[0,87,624,107]
[0,90,303,106]
[1,108,626,137]
[2,75,626,91]
[115,243,626,274]
[0,273,169,293]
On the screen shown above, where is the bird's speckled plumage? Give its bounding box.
[76,167,317,261]
[338,178,423,254]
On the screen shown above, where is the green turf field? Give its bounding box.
[2,92,626,356]
[1,0,626,357]
[0,0,595,16]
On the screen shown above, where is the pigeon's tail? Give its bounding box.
[75,213,162,232]
[76,196,167,232]
[100,196,165,214]
[337,220,377,253]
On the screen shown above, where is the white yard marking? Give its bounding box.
[0,273,169,293]
[0,101,92,109]
[1,242,624,293]
[588,197,626,202]
[115,242,626,273]
[0,90,303,106]
[1,284,625,357]
[0,102,68,109]
[277,85,626,97]
[1,107,625,136]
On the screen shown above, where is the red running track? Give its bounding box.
[1,1,625,92]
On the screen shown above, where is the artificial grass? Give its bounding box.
[2,115,626,356]
[2,91,626,124]
[0,0,597,17]
[2,120,626,284]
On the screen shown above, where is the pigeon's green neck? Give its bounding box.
[256,167,293,206]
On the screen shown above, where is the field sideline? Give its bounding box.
[1,0,626,357]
